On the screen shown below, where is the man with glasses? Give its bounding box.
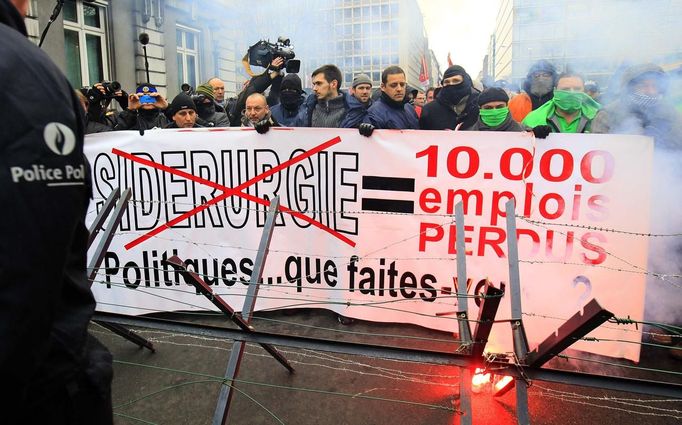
[509,60,559,122]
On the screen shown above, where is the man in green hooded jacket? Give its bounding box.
[523,72,601,136]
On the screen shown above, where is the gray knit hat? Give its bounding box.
[352,73,372,88]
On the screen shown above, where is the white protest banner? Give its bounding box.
[85,128,652,362]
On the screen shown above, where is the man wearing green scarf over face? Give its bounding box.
[523,72,601,137]
[471,87,524,132]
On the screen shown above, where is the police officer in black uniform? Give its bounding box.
[0,1,113,423]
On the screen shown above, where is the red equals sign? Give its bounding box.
[361,175,415,214]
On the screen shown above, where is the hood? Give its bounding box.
[620,63,666,89]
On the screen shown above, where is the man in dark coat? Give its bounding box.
[165,93,203,128]
[113,83,169,131]
[270,74,308,127]
[193,83,230,127]
[304,64,368,128]
[419,65,480,130]
[366,66,419,130]
[508,59,558,122]
[0,0,112,423]
[592,63,682,150]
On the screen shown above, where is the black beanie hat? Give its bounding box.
[281,74,303,93]
[169,93,196,116]
[478,87,509,106]
[442,65,468,82]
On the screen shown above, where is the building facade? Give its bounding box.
[27,0,438,97]
[487,0,682,87]
[27,0,240,97]
[232,0,434,91]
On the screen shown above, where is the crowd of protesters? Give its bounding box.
[79,57,682,149]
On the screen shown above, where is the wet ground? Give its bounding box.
[98,309,682,425]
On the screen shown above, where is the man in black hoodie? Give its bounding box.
[419,65,480,130]
[270,74,308,127]
[0,0,113,423]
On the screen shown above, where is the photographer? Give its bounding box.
[83,81,127,131]
[75,90,112,134]
[113,83,168,131]
[230,56,285,126]
[193,83,230,127]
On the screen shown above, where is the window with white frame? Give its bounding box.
[62,0,110,88]
[176,25,200,89]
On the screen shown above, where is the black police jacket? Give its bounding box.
[0,3,105,422]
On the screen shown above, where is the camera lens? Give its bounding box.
[110,81,121,92]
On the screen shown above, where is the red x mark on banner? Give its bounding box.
[112,136,356,250]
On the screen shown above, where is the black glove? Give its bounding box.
[114,90,128,110]
[254,118,271,134]
[532,125,552,139]
[359,123,375,137]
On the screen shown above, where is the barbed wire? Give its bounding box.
[88,197,682,238]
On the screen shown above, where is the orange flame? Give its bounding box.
[471,368,491,393]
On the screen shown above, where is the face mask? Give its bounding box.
[139,107,159,119]
[479,107,509,127]
[530,76,554,97]
[553,90,588,112]
[280,91,301,110]
[628,91,662,109]
[196,101,215,117]
[439,82,471,106]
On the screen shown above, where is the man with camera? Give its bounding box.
[113,83,168,131]
[230,57,286,126]
[82,81,127,133]
[1,0,113,423]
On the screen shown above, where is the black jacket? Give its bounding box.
[419,90,481,130]
[0,2,111,423]
[114,108,168,131]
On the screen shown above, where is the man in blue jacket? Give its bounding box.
[362,66,419,135]
[270,74,308,127]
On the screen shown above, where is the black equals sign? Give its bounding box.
[361,175,415,214]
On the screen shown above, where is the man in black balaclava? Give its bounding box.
[419,64,480,130]
[193,83,230,127]
[270,73,308,127]
[509,59,558,122]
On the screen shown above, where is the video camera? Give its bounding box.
[247,36,300,74]
[181,83,194,96]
